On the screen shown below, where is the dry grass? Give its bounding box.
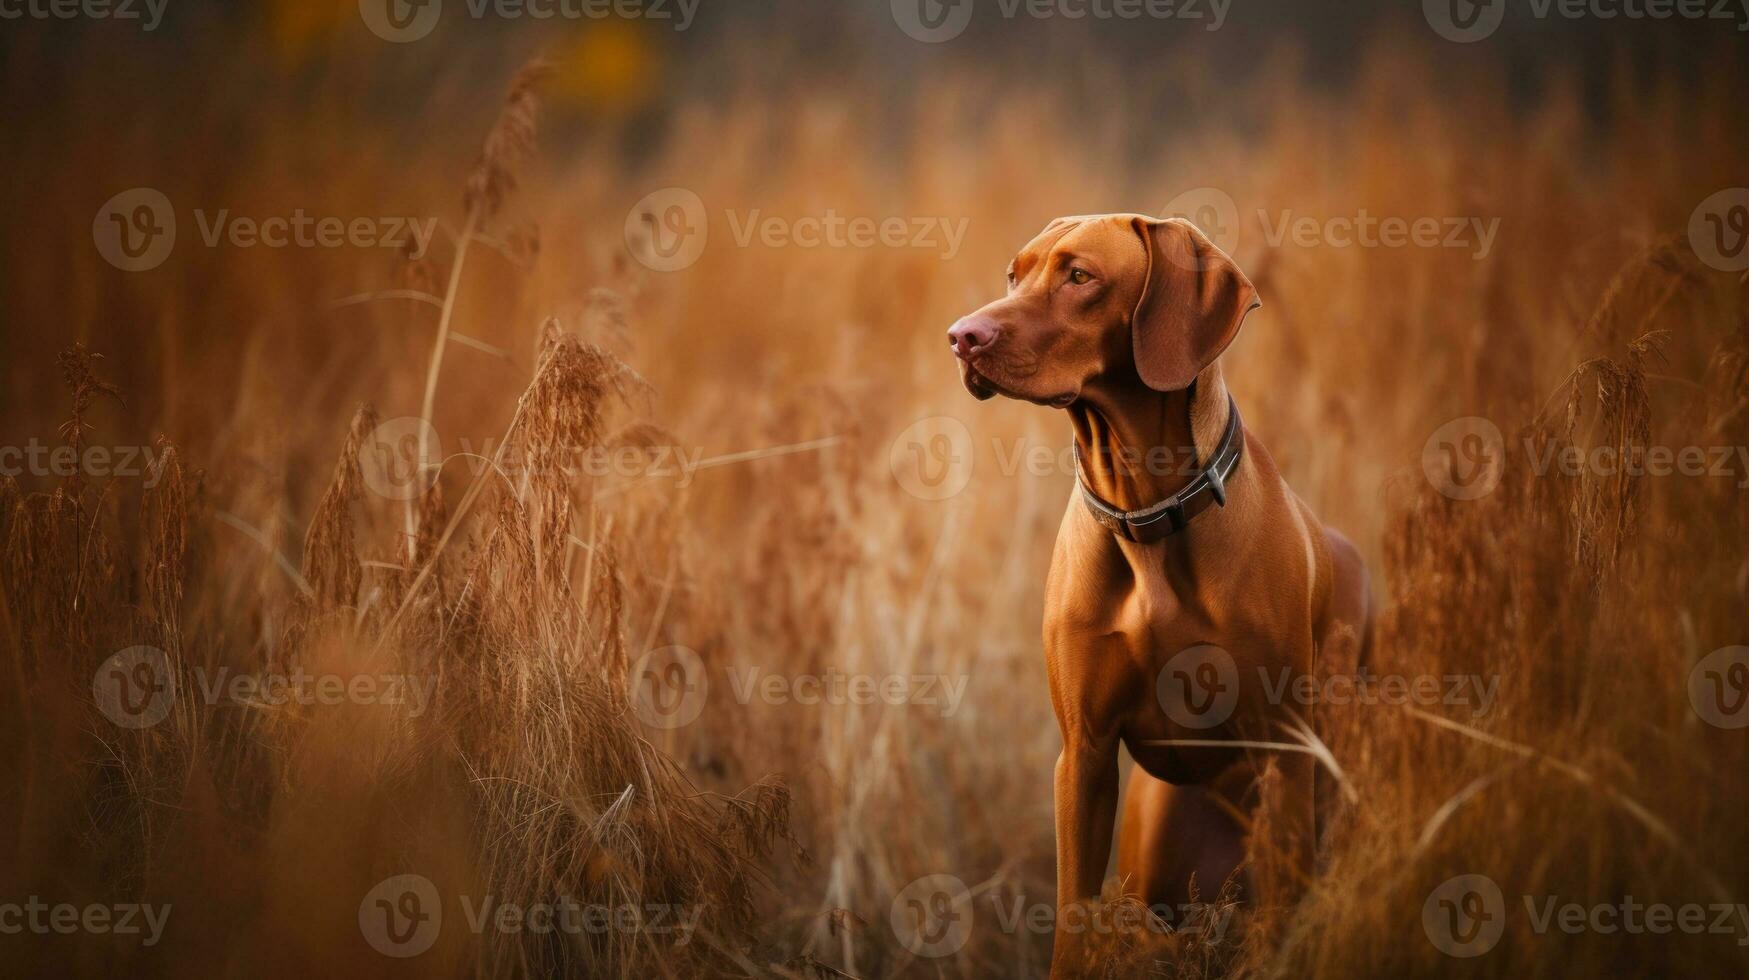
[1,21,1747,980]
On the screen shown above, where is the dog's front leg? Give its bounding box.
[1050,739,1118,977]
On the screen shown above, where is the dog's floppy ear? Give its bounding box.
[1129,216,1260,392]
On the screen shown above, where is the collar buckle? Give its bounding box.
[1073,394,1244,544]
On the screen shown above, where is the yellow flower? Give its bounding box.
[550,20,661,114]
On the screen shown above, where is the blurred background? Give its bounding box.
[1,1,1746,977]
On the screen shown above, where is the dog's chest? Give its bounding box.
[1045,520,1305,785]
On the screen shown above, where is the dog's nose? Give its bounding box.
[948,316,998,359]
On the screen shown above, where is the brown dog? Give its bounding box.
[948,214,1371,975]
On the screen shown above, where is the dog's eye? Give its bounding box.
[1005,268,1017,286]
[1068,268,1093,285]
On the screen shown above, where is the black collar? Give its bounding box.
[1072,393,1244,543]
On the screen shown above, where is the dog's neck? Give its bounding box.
[1068,364,1232,512]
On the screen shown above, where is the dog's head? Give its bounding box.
[948,213,1259,405]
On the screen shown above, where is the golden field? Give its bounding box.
[1,6,1746,977]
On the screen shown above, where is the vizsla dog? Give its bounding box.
[947,214,1371,975]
